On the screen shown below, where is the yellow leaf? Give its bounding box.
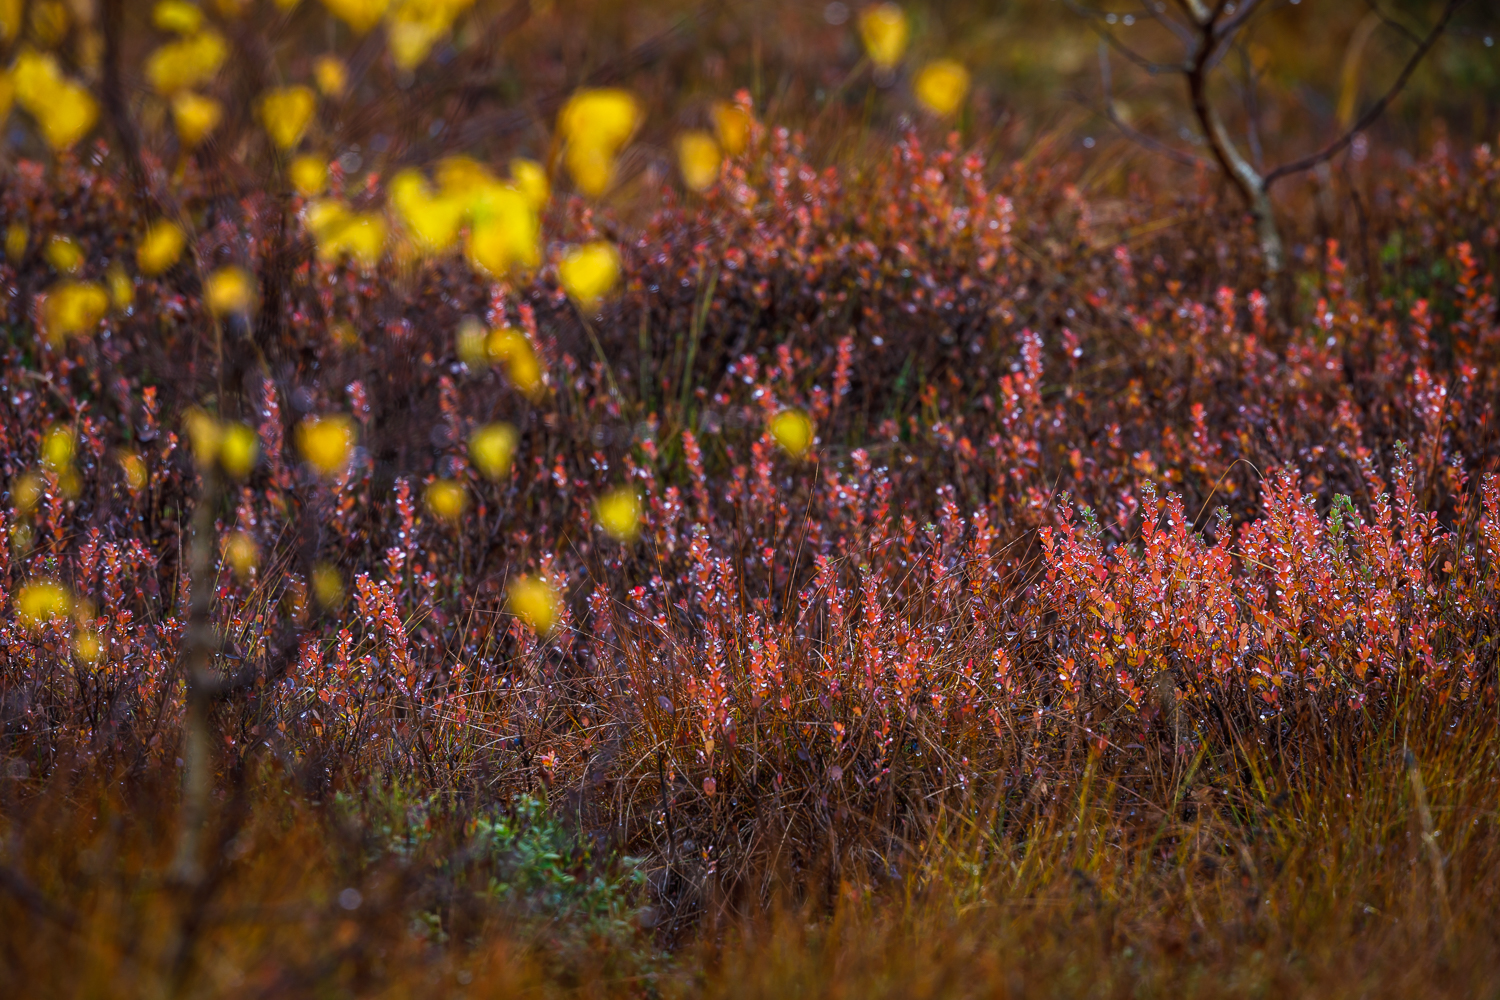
[74,628,104,663]
[108,266,134,309]
[223,531,259,579]
[17,579,71,627]
[296,415,355,476]
[858,3,909,71]
[557,88,640,196]
[153,1,204,34]
[711,101,751,156]
[204,266,254,316]
[319,0,390,34]
[138,220,187,276]
[770,408,815,458]
[183,407,223,467]
[312,563,344,607]
[424,478,467,522]
[4,222,26,261]
[12,51,98,151]
[12,472,42,513]
[594,485,641,541]
[914,59,969,117]
[145,30,228,94]
[508,575,560,635]
[119,452,148,491]
[289,155,329,196]
[676,130,721,192]
[260,85,316,150]
[314,54,348,97]
[455,316,488,367]
[390,168,464,253]
[558,241,620,310]
[172,91,222,147]
[44,236,83,274]
[0,0,19,41]
[468,422,518,479]
[41,425,74,471]
[42,281,108,341]
[509,158,549,210]
[465,186,539,277]
[303,200,386,266]
[218,422,260,478]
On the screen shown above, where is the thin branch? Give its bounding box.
[1139,0,1197,48]
[1096,41,1204,166]
[1362,0,1424,47]
[1264,0,1467,187]
[1091,22,1185,75]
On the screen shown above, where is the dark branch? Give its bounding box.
[1264,0,1467,187]
[1096,41,1205,166]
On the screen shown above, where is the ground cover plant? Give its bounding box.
[2,0,1500,996]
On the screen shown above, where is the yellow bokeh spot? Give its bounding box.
[386,0,472,71]
[11,50,98,151]
[595,485,641,541]
[5,223,27,262]
[13,472,43,514]
[41,425,74,471]
[455,317,487,367]
[172,91,223,147]
[304,200,387,267]
[484,327,543,397]
[108,266,134,309]
[558,242,620,311]
[509,158,549,210]
[44,236,83,274]
[312,562,345,608]
[289,155,329,196]
[424,478,467,522]
[183,407,222,467]
[223,530,260,580]
[469,422,518,480]
[676,130,721,192]
[119,451,148,491]
[858,3,910,71]
[711,101,751,156]
[18,579,71,627]
[390,168,465,253]
[205,266,254,316]
[557,88,641,196]
[219,422,260,478]
[313,55,348,98]
[153,0,204,34]
[770,408,815,458]
[138,220,187,276]
[319,0,390,34]
[74,628,104,663]
[260,85,317,151]
[296,415,355,477]
[43,281,109,342]
[145,30,228,94]
[509,575,561,635]
[465,186,540,277]
[914,59,970,117]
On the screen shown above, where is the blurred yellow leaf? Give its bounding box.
[219,422,260,478]
[119,452,148,491]
[296,415,355,476]
[557,88,640,196]
[11,51,98,151]
[465,185,539,277]
[914,59,970,117]
[4,222,26,262]
[0,0,19,41]
[484,327,543,397]
[138,220,187,276]
[390,168,464,253]
[711,101,751,156]
[595,485,641,541]
[304,199,386,266]
[260,85,316,150]
[153,1,204,34]
[145,30,228,94]
[13,472,42,513]
[183,407,223,467]
[312,563,344,607]
[469,422,518,479]
[18,579,70,627]
[204,266,254,316]
[42,281,108,341]
[30,1,68,45]
[424,478,467,522]
[858,3,909,71]
[74,628,104,663]
[172,91,223,147]
[320,0,390,34]
[290,155,329,196]
[558,241,620,311]
[455,316,488,367]
[676,130,721,192]
[508,575,560,635]
[41,426,74,471]
[770,408,815,457]
[509,158,549,210]
[108,266,133,309]
[223,531,259,579]
[314,54,348,97]
[386,0,474,71]
[44,236,83,274]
